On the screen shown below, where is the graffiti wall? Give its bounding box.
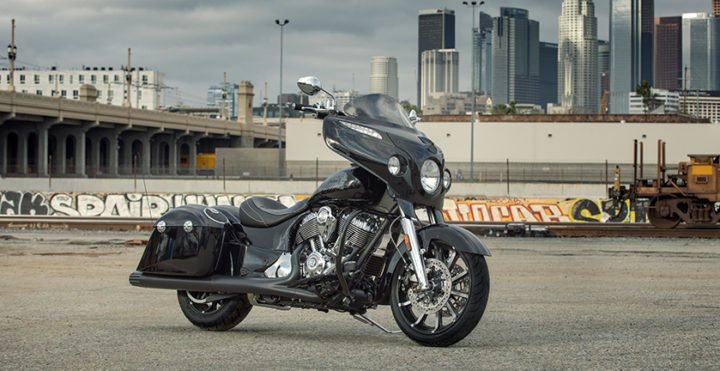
[0,191,297,218]
[0,191,648,223]
[442,198,649,223]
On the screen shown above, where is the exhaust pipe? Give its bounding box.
[129,272,321,302]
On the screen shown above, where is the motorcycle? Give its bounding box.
[129,76,491,347]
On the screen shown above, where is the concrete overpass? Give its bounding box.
[0,88,284,177]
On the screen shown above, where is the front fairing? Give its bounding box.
[323,115,446,209]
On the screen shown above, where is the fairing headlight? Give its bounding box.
[340,121,382,140]
[420,160,441,193]
[443,169,452,190]
[388,156,402,176]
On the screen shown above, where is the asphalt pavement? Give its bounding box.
[0,229,718,370]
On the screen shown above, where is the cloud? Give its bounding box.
[0,0,711,106]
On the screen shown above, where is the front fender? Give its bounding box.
[387,224,491,273]
[378,224,490,305]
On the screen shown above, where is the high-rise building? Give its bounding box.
[714,0,719,17]
[682,13,720,91]
[207,82,239,119]
[420,49,459,109]
[558,0,599,113]
[609,0,655,114]
[418,9,455,105]
[539,42,558,107]
[654,17,683,91]
[599,40,611,96]
[369,56,399,99]
[473,12,494,95]
[491,7,540,105]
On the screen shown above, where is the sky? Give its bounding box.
[0,0,713,107]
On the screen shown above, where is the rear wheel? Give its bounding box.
[390,241,490,347]
[177,291,252,331]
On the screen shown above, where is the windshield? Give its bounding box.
[343,94,413,128]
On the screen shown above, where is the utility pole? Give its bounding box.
[125,48,132,108]
[275,19,289,177]
[8,19,17,92]
[263,81,268,126]
[462,1,485,181]
[221,72,227,120]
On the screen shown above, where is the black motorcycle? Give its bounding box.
[129,76,490,347]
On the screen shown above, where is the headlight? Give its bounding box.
[420,160,441,193]
[443,169,452,190]
[388,156,402,176]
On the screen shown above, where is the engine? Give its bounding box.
[295,207,382,279]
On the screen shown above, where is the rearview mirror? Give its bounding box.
[297,76,323,96]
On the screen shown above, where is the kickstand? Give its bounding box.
[352,313,402,334]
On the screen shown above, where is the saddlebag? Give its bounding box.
[136,204,242,277]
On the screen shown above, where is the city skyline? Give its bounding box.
[0,0,713,106]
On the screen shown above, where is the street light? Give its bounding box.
[462,1,485,181]
[275,19,289,177]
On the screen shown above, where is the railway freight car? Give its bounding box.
[609,140,720,228]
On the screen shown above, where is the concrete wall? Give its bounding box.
[0,178,608,199]
[215,148,284,177]
[287,120,720,164]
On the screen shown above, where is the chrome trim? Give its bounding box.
[400,217,429,290]
[264,252,293,278]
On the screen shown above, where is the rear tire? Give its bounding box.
[177,291,253,331]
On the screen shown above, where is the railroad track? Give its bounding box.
[1,216,719,238]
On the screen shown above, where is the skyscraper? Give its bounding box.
[473,12,494,95]
[418,9,455,105]
[420,49,459,109]
[491,7,540,105]
[558,0,599,113]
[654,17,683,91]
[539,42,559,107]
[682,13,720,91]
[599,40,611,96]
[609,0,655,114]
[713,0,719,17]
[369,56,399,99]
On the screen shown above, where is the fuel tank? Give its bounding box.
[305,167,386,207]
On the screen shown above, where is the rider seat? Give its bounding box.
[238,197,309,228]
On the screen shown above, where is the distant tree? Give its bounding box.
[401,102,422,115]
[635,80,658,114]
[492,101,517,115]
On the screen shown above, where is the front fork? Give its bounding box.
[398,200,444,291]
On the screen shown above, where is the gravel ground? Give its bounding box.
[0,229,719,370]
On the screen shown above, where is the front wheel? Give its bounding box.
[390,241,490,347]
[177,291,253,331]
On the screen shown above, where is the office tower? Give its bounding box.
[682,13,720,91]
[474,12,494,95]
[369,56,399,99]
[539,42,558,107]
[420,49,459,109]
[714,0,719,17]
[207,82,239,119]
[558,0,599,113]
[609,0,654,113]
[599,40,611,96]
[491,7,540,105]
[418,9,455,105]
[654,17,683,91]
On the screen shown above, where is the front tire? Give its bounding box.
[177,291,253,331]
[390,241,490,347]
